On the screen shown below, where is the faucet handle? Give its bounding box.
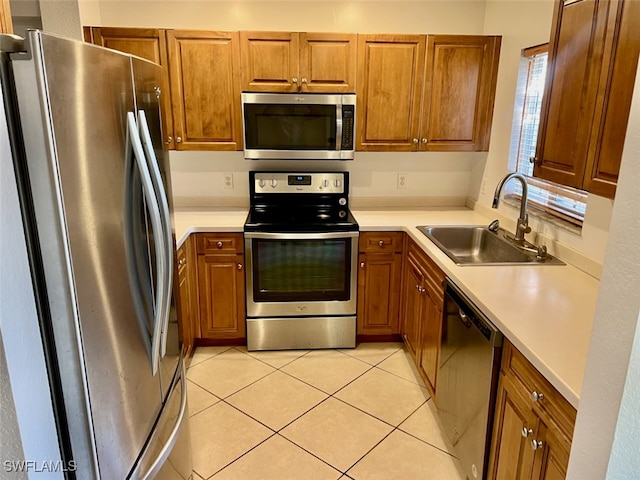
[488,219,500,232]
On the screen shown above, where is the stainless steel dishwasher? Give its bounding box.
[437,279,503,480]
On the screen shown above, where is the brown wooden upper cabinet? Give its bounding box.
[356,34,501,152]
[533,0,640,199]
[83,27,175,149]
[167,30,243,150]
[240,31,357,92]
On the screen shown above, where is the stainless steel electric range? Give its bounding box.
[244,171,359,351]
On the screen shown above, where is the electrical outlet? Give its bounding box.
[397,173,407,189]
[223,173,234,189]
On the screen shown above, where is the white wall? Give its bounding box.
[566,61,640,480]
[96,0,487,34]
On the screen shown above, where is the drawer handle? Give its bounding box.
[531,439,544,451]
[531,391,544,402]
[378,240,385,247]
[216,241,223,249]
[522,427,533,438]
[237,263,243,270]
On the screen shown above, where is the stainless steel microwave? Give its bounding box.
[241,92,356,160]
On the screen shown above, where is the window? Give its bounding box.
[508,44,587,227]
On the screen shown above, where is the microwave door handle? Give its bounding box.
[335,103,343,151]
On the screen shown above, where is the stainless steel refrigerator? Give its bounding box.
[0,31,192,479]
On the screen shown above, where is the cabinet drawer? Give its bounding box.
[196,233,244,254]
[501,341,576,439]
[359,232,404,253]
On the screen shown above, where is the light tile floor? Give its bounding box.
[187,342,466,480]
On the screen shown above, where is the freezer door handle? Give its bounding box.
[138,110,173,360]
[127,112,166,376]
[139,360,189,480]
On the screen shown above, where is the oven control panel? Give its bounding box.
[253,172,346,194]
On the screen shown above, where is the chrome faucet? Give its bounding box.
[492,172,531,244]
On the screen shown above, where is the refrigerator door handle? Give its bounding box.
[139,359,188,480]
[137,110,173,359]
[127,112,166,376]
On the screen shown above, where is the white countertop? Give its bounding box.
[174,207,599,408]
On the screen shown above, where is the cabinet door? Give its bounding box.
[197,253,246,339]
[177,260,193,355]
[299,32,357,92]
[534,0,611,189]
[240,31,300,92]
[357,252,402,336]
[583,0,640,198]
[487,376,537,480]
[168,30,242,150]
[401,254,424,361]
[356,34,426,151]
[85,27,175,149]
[418,286,443,393]
[530,417,572,480]
[421,35,501,151]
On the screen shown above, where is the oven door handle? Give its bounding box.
[244,231,359,240]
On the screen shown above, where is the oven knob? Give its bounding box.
[339,210,347,218]
[270,179,278,188]
[338,198,347,206]
[258,179,266,188]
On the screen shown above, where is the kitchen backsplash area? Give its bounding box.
[169,150,483,209]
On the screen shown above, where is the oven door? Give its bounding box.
[244,231,358,318]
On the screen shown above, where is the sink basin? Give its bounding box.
[416,225,565,266]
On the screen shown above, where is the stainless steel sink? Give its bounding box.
[416,225,565,266]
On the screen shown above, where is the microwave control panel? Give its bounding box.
[341,106,355,150]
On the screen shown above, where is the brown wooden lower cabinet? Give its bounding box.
[357,232,404,337]
[488,340,576,480]
[400,238,445,396]
[176,237,196,357]
[195,233,246,343]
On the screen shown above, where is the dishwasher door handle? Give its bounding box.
[459,309,473,328]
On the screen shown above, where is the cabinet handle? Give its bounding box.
[531,391,544,402]
[421,138,427,144]
[237,263,243,270]
[301,77,308,83]
[292,77,298,84]
[166,136,173,145]
[529,156,538,165]
[378,240,385,247]
[154,86,161,97]
[412,138,419,144]
[360,262,365,268]
[176,136,182,143]
[216,241,223,249]
[522,427,533,438]
[177,258,185,266]
[531,439,544,451]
